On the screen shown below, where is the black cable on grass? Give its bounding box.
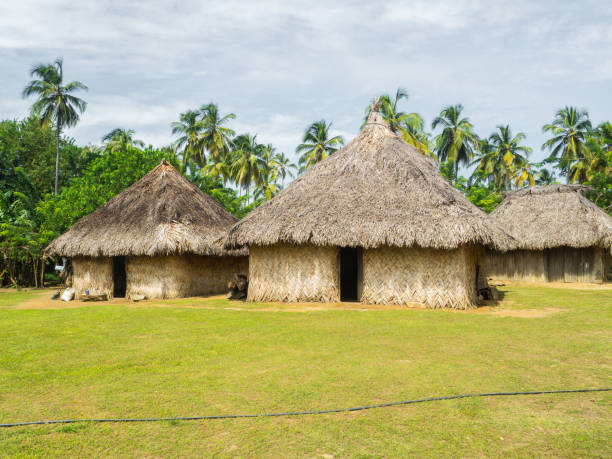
[1,388,609,428]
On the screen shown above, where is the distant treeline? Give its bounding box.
[0,59,610,287]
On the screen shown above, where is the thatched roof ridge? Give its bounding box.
[502,184,593,197]
[491,185,612,250]
[226,109,514,251]
[45,160,246,257]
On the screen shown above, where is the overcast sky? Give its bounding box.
[1,0,611,168]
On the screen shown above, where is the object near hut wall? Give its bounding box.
[227,273,248,299]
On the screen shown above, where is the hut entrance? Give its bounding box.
[113,256,127,298]
[339,247,362,302]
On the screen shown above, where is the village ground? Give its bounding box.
[0,285,610,457]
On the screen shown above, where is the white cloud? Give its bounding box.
[1,0,611,168]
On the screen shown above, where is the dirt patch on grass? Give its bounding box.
[8,289,565,317]
[488,307,564,318]
[490,280,612,290]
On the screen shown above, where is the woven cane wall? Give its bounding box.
[72,256,113,299]
[247,244,339,302]
[361,246,477,309]
[126,255,248,299]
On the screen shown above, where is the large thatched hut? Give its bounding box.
[226,107,513,309]
[484,185,612,283]
[45,160,247,299]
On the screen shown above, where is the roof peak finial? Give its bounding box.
[370,98,381,113]
[365,98,387,127]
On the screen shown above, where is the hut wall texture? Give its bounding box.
[247,244,339,302]
[485,247,606,283]
[361,246,478,309]
[126,255,248,299]
[72,256,113,299]
[484,250,548,282]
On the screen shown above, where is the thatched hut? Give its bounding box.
[484,185,612,283]
[226,106,513,309]
[45,160,248,299]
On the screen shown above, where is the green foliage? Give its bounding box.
[542,106,592,179]
[471,125,534,191]
[36,146,180,237]
[296,120,344,172]
[432,104,478,177]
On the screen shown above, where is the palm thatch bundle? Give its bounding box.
[485,185,612,283]
[227,107,514,308]
[46,159,245,258]
[227,110,513,251]
[490,185,612,250]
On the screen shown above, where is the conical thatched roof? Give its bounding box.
[46,160,245,257]
[226,108,514,251]
[491,184,612,250]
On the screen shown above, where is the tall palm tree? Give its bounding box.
[171,110,205,174]
[431,104,477,178]
[101,128,145,151]
[231,134,265,201]
[254,144,280,200]
[22,58,87,194]
[296,120,344,172]
[272,152,297,188]
[472,125,532,190]
[198,103,235,163]
[542,106,592,180]
[470,138,501,187]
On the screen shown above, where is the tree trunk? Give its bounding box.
[55,126,61,195]
[40,258,45,288]
[32,257,38,288]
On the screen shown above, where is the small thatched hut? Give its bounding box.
[45,160,248,299]
[226,106,513,309]
[484,185,612,283]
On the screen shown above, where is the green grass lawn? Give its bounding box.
[0,286,610,457]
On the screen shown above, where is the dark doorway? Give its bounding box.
[340,247,361,302]
[113,256,127,298]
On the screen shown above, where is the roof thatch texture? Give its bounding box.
[491,184,612,250]
[45,160,246,257]
[226,109,514,251]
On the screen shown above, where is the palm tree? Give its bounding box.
[202,154,234,186]
[535,168,556,185]
[231,134,265,201]
[101,128,145,151]
[542,106,592,180]
[472,125,532,191]
[254,144,280,200]
[272,152,297,188]
[431,104,477,178]
[198,103,235,163]
[22,58,87,194]
[296,120,344,172]
[171,110,204,174]
[510,162,536,188]
[471,138,503,187]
